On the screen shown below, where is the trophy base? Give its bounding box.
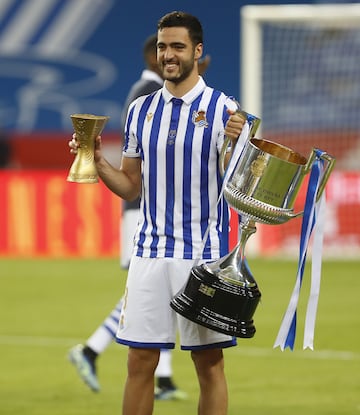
[67,174,98,184]
[170,264,261,338]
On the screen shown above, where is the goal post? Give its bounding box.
[240,4,360,257]
[241,3,360,137]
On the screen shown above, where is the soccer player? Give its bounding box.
[68,32,210,400]
[120,33,210,269]
[68,33,188,400]
[69,11,245,415]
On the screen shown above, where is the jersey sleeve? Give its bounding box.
[122,100,141,158]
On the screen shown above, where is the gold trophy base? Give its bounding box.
[67,175,98,184]
[67,165,99,184]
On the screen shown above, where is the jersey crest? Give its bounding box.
[192,110,208,128]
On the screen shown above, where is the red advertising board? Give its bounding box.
[0,170,359,258]
[0,170,121,257]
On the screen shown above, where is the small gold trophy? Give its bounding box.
[67,113,110,183]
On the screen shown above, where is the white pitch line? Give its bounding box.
[0,335,82,347]
[229,346,360,361]
[0,335,359,361]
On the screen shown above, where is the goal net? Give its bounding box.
[240,4,360,257]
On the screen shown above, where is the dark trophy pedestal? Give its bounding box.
[170,261,261,338]
[171,218,261,338]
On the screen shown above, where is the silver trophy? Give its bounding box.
[171,110,335,338]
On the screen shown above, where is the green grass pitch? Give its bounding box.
[1,257,359,414]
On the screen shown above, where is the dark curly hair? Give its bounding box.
[157,11,203,46]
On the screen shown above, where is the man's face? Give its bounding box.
[157,27,201,84]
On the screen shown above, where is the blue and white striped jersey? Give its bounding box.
[123,77,237,260]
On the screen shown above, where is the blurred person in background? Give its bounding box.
[0,127,13,168]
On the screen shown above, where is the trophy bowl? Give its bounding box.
[171,112,335,338]
[67,113,110,184]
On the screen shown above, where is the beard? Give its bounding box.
[161,58,195,84]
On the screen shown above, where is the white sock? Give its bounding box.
[86,298,123,354]
[86,326,114,354]
[155,349,173,378]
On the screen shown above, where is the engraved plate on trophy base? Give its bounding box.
[171,263,261,338]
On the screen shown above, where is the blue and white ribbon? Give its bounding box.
[273,149,327,351]
[303,191,326,350]
[222,122,250,186]
[194,121,250,265]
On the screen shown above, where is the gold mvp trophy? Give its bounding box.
[67,114,110,183]
[171,109,335,338]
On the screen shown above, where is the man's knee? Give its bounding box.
[191,349,224,375]
[127,347,160,376]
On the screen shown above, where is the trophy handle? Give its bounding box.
[219,103,261,177]
[304,150,336,202]
[292,149,336,218]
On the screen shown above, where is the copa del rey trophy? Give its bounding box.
[67,114,110,184]
[170,109,336,340]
